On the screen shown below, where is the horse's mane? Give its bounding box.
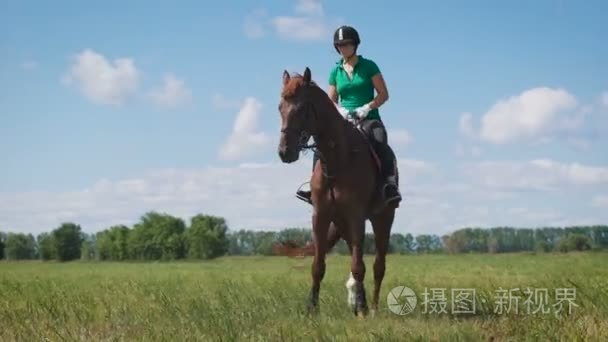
[281,72,339,115]
[281,72,319,99]
[281,71,369,147]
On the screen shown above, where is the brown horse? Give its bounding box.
[272,240,315,258]
[277,67,398,317]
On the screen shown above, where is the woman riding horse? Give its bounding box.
[296,25,402,208]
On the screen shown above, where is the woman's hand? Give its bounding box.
[355,103,371,119]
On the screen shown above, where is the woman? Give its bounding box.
[296,25,402,208]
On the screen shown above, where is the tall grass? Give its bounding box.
[1,252,607,341]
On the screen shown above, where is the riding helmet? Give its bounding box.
[333,25,360,51]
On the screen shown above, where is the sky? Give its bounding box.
[1,0,608,237]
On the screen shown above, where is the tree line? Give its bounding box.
[0,211,606,261]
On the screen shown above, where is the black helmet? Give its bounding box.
[333,25,360,47]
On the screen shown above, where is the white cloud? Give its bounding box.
[459,112,476,139]
[20,60,38,70]
[389,129,413,147]
[295,0,323,16]
[219,97,270,161]
[504,207,568,225]
[212,93,242,110]
[62,49,140,106]
[480,87,579,143]
[271,16,333,42]
[148,73,192,109]
[454,142,482,158]
[243,9,267,39]
[0,157,438,236]
[567,137,592,151]
[475,87,579,144]
[531,159,608,185]
[459,89,608,151]
[457,112,483,157]
[245,0,340,42]
[397,158,436,184]
[454,143,465,157]
[0,163,310,235]
[601,92,608,110]
[592,195,608,208]
[462,159,608,192]
[470,146,483,157]
[2,157,606,237]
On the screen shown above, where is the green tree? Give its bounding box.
[591,225,608,249]
[96,225,130,261]
[81,233,96,260]
[254,231,277,256]
[227,229,256,255]
[0,231,6,260]
[128,212,186,260]
[389,233,405,254]
[52,223,84,261]
[5,233,36,260]
[403,233,415,253]
[363,233,376,254]
[556,234,592,252]
[332,239,350,255]
[415,234,434,253]
[37,232,56,260]
[187,214,229,259]
[277,227,311,246]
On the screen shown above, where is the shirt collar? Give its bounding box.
[337,55,362,69]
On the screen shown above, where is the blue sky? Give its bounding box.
[1,0,608,236]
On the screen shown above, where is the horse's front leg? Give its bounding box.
[308,208,330,314]
[348,216,368,317]
[370,207,395,315]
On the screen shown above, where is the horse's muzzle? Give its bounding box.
[278,132,300,163]
[278,145,300,163]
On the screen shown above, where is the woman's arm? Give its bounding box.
[328,84,339,104]
[368,73,389,109]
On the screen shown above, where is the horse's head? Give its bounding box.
[277,67,318,163]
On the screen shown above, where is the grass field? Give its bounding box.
[1,252,607,341]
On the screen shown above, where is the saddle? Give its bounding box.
[353,122,398,213]
[353,122,382,175]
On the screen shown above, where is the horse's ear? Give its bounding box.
[303,67,311,84]
[282,70,290,86]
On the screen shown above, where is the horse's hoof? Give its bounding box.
[356,308,368,319]
[353,305,369,318]
[307,303,319,316]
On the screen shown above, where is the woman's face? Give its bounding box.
[336,43,356,58]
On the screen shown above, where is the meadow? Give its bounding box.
[1,252,607,341]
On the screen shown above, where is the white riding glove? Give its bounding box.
[355,103,372,119]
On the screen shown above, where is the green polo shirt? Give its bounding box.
[328,55,382,120]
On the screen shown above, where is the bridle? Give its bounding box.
[279,96,341,182]
[280,96,319,151]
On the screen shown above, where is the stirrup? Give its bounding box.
[382,183,402,207]
[296,182,312,204]
[296,190,312,204]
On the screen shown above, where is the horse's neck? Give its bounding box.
[313,99,351,177]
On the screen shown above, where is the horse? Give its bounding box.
[272,240,315,258]
[277,67,398,317]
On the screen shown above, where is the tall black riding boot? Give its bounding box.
[376,143,402,207]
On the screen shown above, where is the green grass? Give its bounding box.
[1,252,607,341]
